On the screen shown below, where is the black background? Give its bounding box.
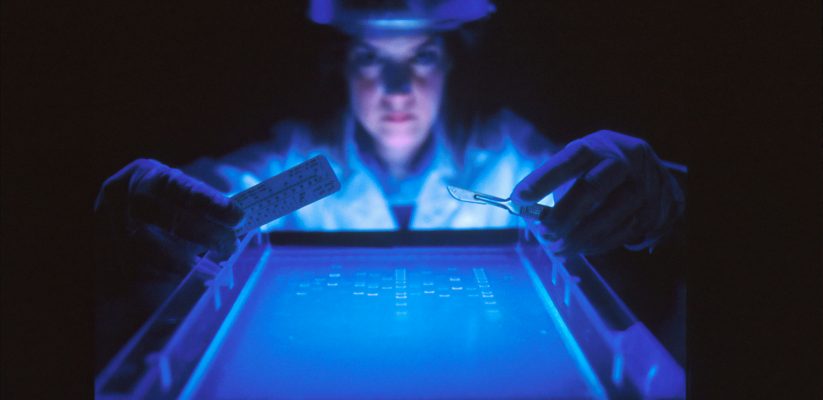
[2,0,821,398]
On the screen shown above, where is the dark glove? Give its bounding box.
[94,159,245,279]
[511,130,685,255]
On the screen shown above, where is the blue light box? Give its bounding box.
[96,229,684,399]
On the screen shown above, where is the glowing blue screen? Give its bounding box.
[186,246,601,399]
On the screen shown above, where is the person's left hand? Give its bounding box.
[511,130,684,255]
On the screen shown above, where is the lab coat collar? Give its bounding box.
[338,111,460,229]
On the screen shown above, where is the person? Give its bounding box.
[95,0,684,270]
[94,0,686,367]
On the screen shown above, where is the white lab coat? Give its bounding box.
[185,109,561,231]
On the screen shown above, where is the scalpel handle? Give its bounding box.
[519,203,551,221]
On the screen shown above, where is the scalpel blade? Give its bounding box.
[446,185,551,220]
[447,185,517,214]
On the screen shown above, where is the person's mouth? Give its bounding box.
[383,112,415,123]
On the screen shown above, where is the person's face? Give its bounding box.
[346,34,449,155]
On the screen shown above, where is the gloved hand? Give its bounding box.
[511,130,685,255]
[94,159,245,277]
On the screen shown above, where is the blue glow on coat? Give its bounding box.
[185,110,561,231]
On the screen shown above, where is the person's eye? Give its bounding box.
[351,50,379,67]
[349,49,385,78]
[413,49,441,66]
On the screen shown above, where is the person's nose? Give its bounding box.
[381,62,412,95]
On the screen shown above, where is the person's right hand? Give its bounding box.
[94,159,245,274]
